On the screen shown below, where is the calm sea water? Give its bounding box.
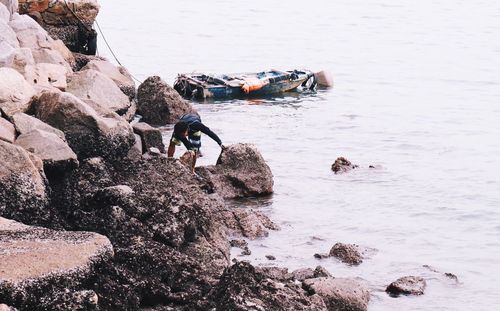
[98,1,500,310]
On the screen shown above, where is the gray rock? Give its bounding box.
[224,208,278,239]
[292,268,315,281]
[15,129,78,173]
[0,117,15,143]
[0,18,19,48]
[23,62,70,91]
[0,140,48,224]
[0,67,36,117]
[82,60,136,100]
[11,112,65,140]
[67,69,131,115]
[329,243,364,265]
[0,42,35,74]
[8,13,70,69]
[386,276,426,296]
[137,76,195,125]
[314,253,330,259]
[0,217,113,310]
[303,277,370,311]
[32,91,135,159]
[197,143,274,199]
[132,122,165,153]
[331,157,359,174]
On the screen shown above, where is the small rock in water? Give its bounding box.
[331,157,359,174]
[265,255,276,260]
[230,239,252,256]
[314,253,330,259]
[386,276,426,296]
[444,272,459,282]
[314,265,332,278]
[329,243,363,265]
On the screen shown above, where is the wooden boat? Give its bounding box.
[174,69,318,100]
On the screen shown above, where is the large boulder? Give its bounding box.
[32,91,135,159]
[0,18,19,48]
[132,122,165,153]
[303,277,370,311]
[0,217,113,310]
[11,112,65,140]
[15,129,78,173]
[0,41,35,74]
[210,261,327,310]
[67,69,131,115]
[0,117,15,143]
[0,0,18,17]
[8,13,70,69]
[0,67,35,117]
[386,276,426,296]
[82,60,136,100]
[23,62,69,91]
[0,140,48,224]
[137,76,195,125]
[197,143,274,198]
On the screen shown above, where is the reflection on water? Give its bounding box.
[99,0,500,309]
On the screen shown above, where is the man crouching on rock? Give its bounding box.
[168,113,225,173]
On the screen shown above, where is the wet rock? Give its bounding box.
[137,76,195,125]
[8,13,70,69]
[32,91,135,159]
[314,266,332,278]
[331,157,359,174]
[386,276,426,296]
[0,140,48,224]
[197,143,274,199]
[224,208,278,239]
[292,268,315,281]
[132,122,165,153]
[47,156,231,309]
[230,239,251,256]
[329,243,363,265]
[67,69,131,115]
[266,255,276,260]
[15,129,78,173]
[303,277,370,311]
[211,262,326,310]
[314,253,329,259]
[0,117,15,143]
[0,67,36,117]
[82,60,136,100]
[11,112,65,140]
[23,62,69,90]
[0,217,113,310]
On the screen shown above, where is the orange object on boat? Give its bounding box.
[241,78,267,93]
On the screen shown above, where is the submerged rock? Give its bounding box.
[197,143,274,199]
[0,217,113,310]
[329,243,364,266]
[303,277,370,311]
[137,76,195,125]
[331,157,359,174]
[386,276,426,296]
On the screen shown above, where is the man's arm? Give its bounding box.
[194,123,222,146]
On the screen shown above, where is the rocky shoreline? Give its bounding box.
[1,1,436,310]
